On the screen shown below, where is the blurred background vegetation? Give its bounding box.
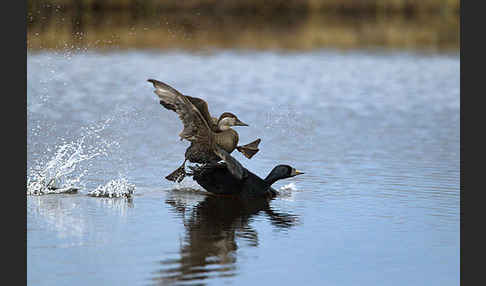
[27,0,459,52]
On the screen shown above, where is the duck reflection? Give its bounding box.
[152,190,300,284]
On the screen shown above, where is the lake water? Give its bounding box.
[27,49,460,285]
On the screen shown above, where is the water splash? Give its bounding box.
[172,177,202,191]
[27,183,79,196]
[27,117,117,196]
[277,182,299,201]
[280,182,297,191]
[26,101,148,196]
[27,136,104,195]
[87,178,135,198]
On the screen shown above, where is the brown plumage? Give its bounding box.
[147,79,261,182]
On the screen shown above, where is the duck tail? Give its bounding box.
[165,160,187,183]
[236,138,261,159]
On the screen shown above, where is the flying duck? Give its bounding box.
[147,79,261,182]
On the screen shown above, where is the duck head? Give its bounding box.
[217,112,248,130]
[264,165,304,186]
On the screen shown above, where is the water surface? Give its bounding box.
[27,49,459,285]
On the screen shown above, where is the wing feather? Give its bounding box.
[185,95,219,131]
[214,145,246,180]
[148,79,212,143]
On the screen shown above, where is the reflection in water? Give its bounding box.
[152,190,299,284]
[27,195,134,240]
[27,195,88,239]
[93,197,134,215]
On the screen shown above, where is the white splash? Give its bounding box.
[87,178,135,198]
[27,136,104,195]
[26,182,79,196]
[280,182,297,191]
[173,177,202,191]
[277,182,299,201]
[27,117,117,196]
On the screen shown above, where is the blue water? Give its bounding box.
[27,49,459,285]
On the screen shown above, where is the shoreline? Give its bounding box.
[27,11,459,52]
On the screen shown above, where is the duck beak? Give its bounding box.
[235,119,249,126]
[291,169,304,177]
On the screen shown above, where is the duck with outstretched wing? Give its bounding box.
[148,79,261,182]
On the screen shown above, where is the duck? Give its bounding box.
[147,79,261,182]
[188,145,304,198]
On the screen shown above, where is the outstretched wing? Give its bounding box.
[214,145,246,180]
[185,95,219,131]
[148,79,212,143]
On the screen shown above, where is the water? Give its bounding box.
[27,49,459,285]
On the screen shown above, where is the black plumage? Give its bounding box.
[189,146,303,198]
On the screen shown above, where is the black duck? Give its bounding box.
[189,146,304,198]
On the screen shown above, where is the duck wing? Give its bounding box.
[185,95,219,131]
[148,79,212,143]
[214,145,246,180]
